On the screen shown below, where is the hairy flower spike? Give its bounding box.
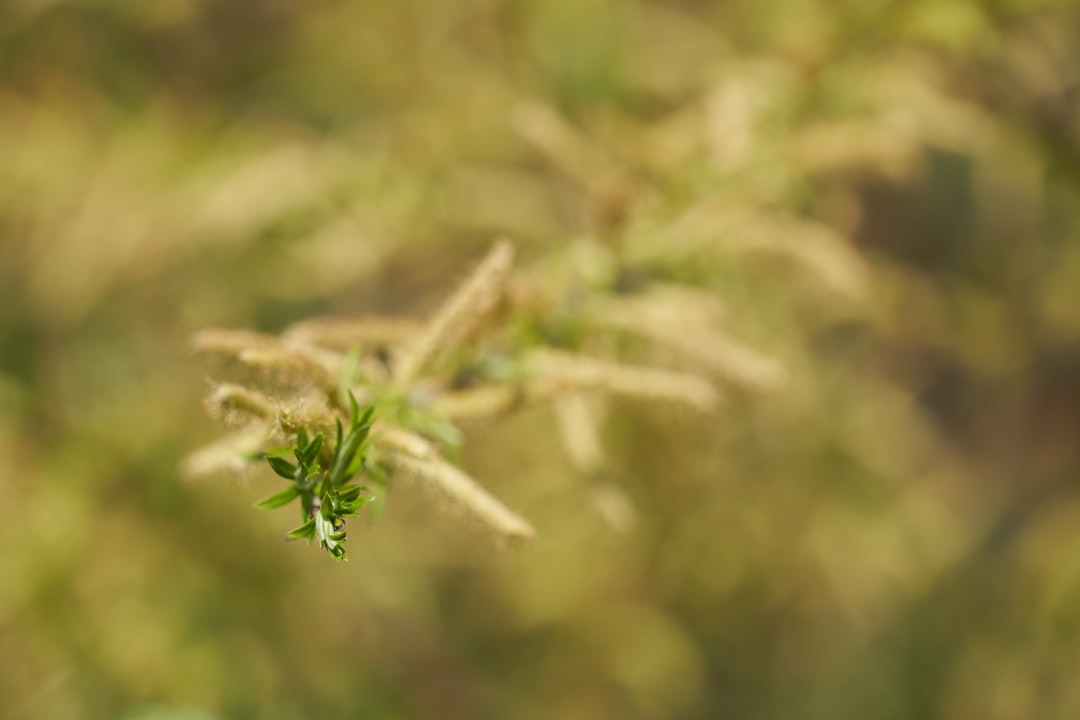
[526,348,722,413]
[283,315,422,351]
[379,449,535,544]
[393,241,513,387]
[591,299,787,393]
[204,383,278,424]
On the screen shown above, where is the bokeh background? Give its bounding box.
[3,0,1080,718]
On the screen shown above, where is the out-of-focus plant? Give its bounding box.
[187,233,788,549]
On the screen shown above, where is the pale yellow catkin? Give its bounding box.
[181,424,272,481]
[732,215,869,302]
[235,345,342,393]
[192,328,279,355]
[513,102,628,199]
[525,348,721,412]
[374,425,442,461]
[430,384,522,421]
[393,241,513,387]
[193,328,345,392]
[204,383,278,423]
[377,449,536,543]
[552,392,606,475]
[592,304,787,393]
[282,315,422,350]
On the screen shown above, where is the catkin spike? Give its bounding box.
[378,449,536,543]
[431,384,522,421]
[192,328,280,355]
[513,102,635,229]
[686,332,787,392]
[181,424,272,481]
[526,349,721,412]
[591,285,728,336]
[513,102,633,205]
[733,216,868,301]
[204,383,278,423]
[235,345,343,393]
[283,315,422,350]
[194,328,345,392]
[373,427,535,542]
[393,241,513,386]
[552,392,606,475]
[375,425,442,461]
[592,302,787,392]
[789,118,917,181]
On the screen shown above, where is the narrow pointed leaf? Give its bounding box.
[303,433,323,465]
[287,517,317,540]
[337,486,363,503]
[356,405,375,431]
[329,430,363,486]
[342,495,373,511]
[266,456,299,480]
[254,483,301,509]
[345,439,370,478]
[348,390,360,427]
[334,418,343,463]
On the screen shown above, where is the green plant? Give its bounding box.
[253,392,376,561]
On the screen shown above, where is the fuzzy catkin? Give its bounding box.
[393,241,513,386]
[380,450,536,543]
[283,315,422,351]
[526,349,721,412]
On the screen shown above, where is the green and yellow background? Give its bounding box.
[2,1,1080,717]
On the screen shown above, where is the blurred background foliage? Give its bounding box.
[2,0,1080,718]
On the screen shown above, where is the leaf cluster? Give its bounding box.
[255,393,375,560]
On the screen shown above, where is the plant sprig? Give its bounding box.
[255,392,376,560]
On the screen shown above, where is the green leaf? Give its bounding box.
[337,486,363,504]
[356,404,375,431]
[294,430,323,467]
[287,517,316,541]
[266,456,299,480]
[250,395,376,559]
[254,484,301,509]
[328,430,363,486]
[339,408,374,482]
[345,434,371,478]
[299,469,322,492]
[334,418,343,464]
[347,390,360,427]
[337,487,372,514]
[303,433,323,465]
